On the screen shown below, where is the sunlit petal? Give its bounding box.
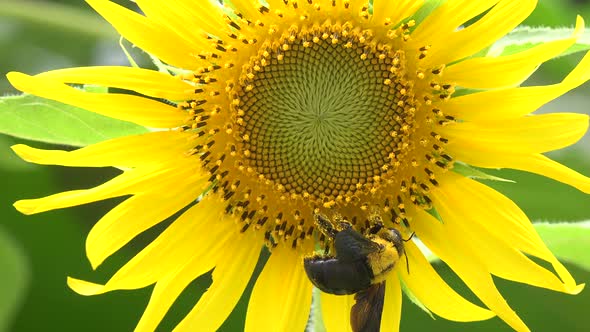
[447,147,590,194]
[175,231,260,332]
[426,0,537,67]
[86,175,208,269]
[86,0,205,70]
[7,72,187,128]
[431,173,582,294]
[245,245,312,332]
[400,241,495,321]
[412,209,530,332]
[38,66,197,101]
[11,131,195,168]
[441,113,589,154]
[321,292,354,332]
[380,274,402,332]
[443,15,583,88]
[69,197,234,294]
[439,50,590,120]
[372,0,424,28]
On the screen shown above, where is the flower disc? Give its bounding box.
[190,17,447,248]
[236,25,411,200]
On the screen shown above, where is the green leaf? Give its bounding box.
[0,93,149,147]
[487,26,590,58]
[452,162,515,183]
[534,221,590,271]
[0,227,30,332]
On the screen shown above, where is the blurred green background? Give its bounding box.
[1,0,590,331]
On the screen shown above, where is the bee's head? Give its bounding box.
[382,228,404,256]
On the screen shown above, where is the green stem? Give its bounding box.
[0,0,117,39]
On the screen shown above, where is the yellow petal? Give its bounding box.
[321,292,354,332]
[439,50,590,121]
[412,209,530,332]
[13,159,195,215]
[37,66,197,101]
[245,245,312,332]
[446,146,590,194]
[174,231,261,332]
[380,274,402,332]
[444,16,584,88]
[410,0,500,48]
[400,241,495,322]
[11,131,195,168]
[226,0,263,23]
[67,278,106,296]
[136,0,228,46]
[14,166,166,215]
[441,113,589,154]
[431,173,581,294]
[371,0,424,27]
[264,0,300,21]
[135,224,255,332]
[175,0,229,33]
[86,174,208,269]
[7,72,187,128]
[86,0,203,70]
[425,0,537,67]
[70,197,234,295]
[134,262,212,332]
[265,0,288,11]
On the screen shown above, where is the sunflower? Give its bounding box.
[7,0,590,331]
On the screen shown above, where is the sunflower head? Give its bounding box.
[6,0,590,331]
[176,0,459,253]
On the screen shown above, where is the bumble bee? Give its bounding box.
[303,213,406,332]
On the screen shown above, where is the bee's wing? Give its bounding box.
[350,282,385,332]
[334,228,381,263]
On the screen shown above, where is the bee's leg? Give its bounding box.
[333,213,353,232]
[314,213,339,255]
[366,213,384,235]
[314,213,338,239]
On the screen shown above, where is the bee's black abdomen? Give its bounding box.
[303,256,373,295]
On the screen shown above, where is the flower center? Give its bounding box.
[233,23,416,202]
